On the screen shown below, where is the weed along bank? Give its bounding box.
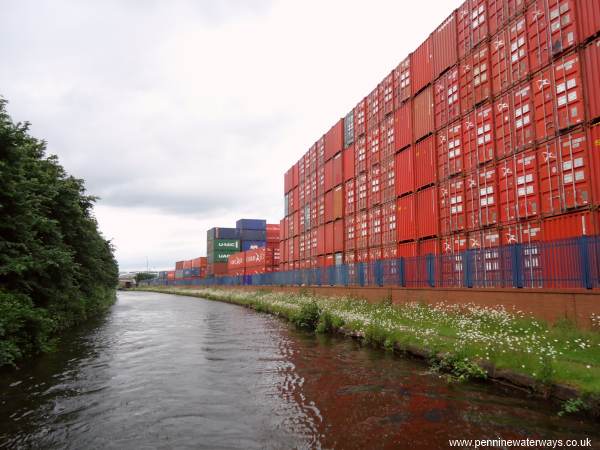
[139,286,600,417]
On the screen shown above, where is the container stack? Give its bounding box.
[227,247,280,278]
[236,219,267,251]
[207,227,240,276]
[166,257,207,281]
[280,0,600,271]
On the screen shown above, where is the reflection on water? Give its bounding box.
[0,291,598,449]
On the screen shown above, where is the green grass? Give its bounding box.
[138,286,600,399]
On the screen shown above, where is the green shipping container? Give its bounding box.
[211,251,237,263]
[208,239,240,252]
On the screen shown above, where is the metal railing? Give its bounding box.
[142,235,600,290]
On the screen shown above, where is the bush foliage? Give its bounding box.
[0,98,118,367]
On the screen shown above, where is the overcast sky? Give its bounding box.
[1,0,459,271]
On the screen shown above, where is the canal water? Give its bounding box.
[1,291,598,449]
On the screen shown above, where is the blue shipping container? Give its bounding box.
[190,268,200,276]
[242,240,266,251]
[207,227,239,240]
[236,219,266,230]
[239,229,267,241]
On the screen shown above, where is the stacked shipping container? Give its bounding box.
[280,0,600,273]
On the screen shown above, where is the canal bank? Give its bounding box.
[138,286,600,418]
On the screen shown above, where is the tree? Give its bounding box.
[134,272,156,284]
[0,97,118,367]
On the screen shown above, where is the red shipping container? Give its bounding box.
[357,249,369,263]
[439,233,467,286]
[465,165,499,230]
[397,194,416,242]
[355,135,367,173]
[439,177,467,235]
[432,12,458,78]
[441,233,468,254]
[460,42,492,114]
[382,201,397,244]
[175,261,184,270]
[493,80,535,158]
[434,66,461,130]
[533,52,585,142]
[293,210,300,236]
[488,0,528,35]
[191,257,207,268]
[395,146,414,196]
[343,145,355,182]
[292,163,299,189]
[417,187,439,239]
[381,70,395,116]
[394,100,412,150]
[369,247,382,262]
[324,158,334,192]
[317,194,325,225]
[317,137,325,167]
[527,0,579,73]
[368,163,381,206]
[590,123,600,205]
[457,0,490,58]
[334,219,344,253]
[167,271,175,280]
[354,98,367,139]
[227,252,245,271]
[437,122,464,180]
[414,134,437,188]
[502,220,542,245]
[577,0,600,42]
[345,214,356,250]
[310,229,317,256]
[543,210,599,240]
[367,126,380,166]
[382,244,397,260]
[584,38,600,122]
[325,222,334,254]
[344,179,355,215]
[538,129,595,215]
[345,251,356,264]
[333,186,343,219]
[413,86,434,141]
[490,15,530,96]
[412,36,433,94]
[498,149,541,223]
[299,233,306,259]
[324,119,343,161]
[368,206,382,247]
[394,57,411,108]
[380,115,395,159]
[357,211,369,249]
[419,238,440,256]
[293,236,300,261]
[367,86,381,131]
[324,190,333,223]
[463,103,494,171]
[380,156,396,204]
[357,172,368,211]
[468,227,500,249]
[317,165,325,196]
[398,241,417,258]
[332,153,343,187]
[316,225,325,255]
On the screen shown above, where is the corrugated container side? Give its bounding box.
[236,219,266,230]
[175,261,184,270]
[324,159,334,192]
[463,103,494,171]
[457,0,490,58]
[532,52,584,142]
[354,98,367,139]
[355,135,367,174]
[437,122,464,181]
[356,172,368,211]
[343,145,355,182]
[590,123,600,205]
[414,135,437,189]
[583,38,600,122]
[397,194,416,241]
[367,163,381,207]
[543,210,599,240]
[380,114,395,160]
[577,0,600,43]
[368,206,382,247]
[356,210,369,249]
[394,57,411,108]
[334,219,344,252]
[397,241,417,258]
[432,11,458,79]
[395,146,414,197]
[325,222,334,254]
[465,165,499,230]
[538,129,594,215]
[459,42,492,114]
[333,186,344,219]
[324,190,333,223]
[419,238,440,256]
[344,179,355,215]
[366,86,381,131]
[497,148,540,223]
[439,177,466,235]
[381,201,397,244]
[394,100,412,150]
[382,244,397,259]
[434,66,461,130]
[488,0,528,36]
[416,187,439,238]
[344,110,355,148]
[367,126,380,166]
[345,214,356,250]
[292,163,299,188]
[325,119,344,161]
[490,14,530,97]
[381,70,395,116]
[333,153,343,187]
[411,36,433,95]
[380,157,396,204]
[413,86,434,141]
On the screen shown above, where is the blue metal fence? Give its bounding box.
[144,235,600,290]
